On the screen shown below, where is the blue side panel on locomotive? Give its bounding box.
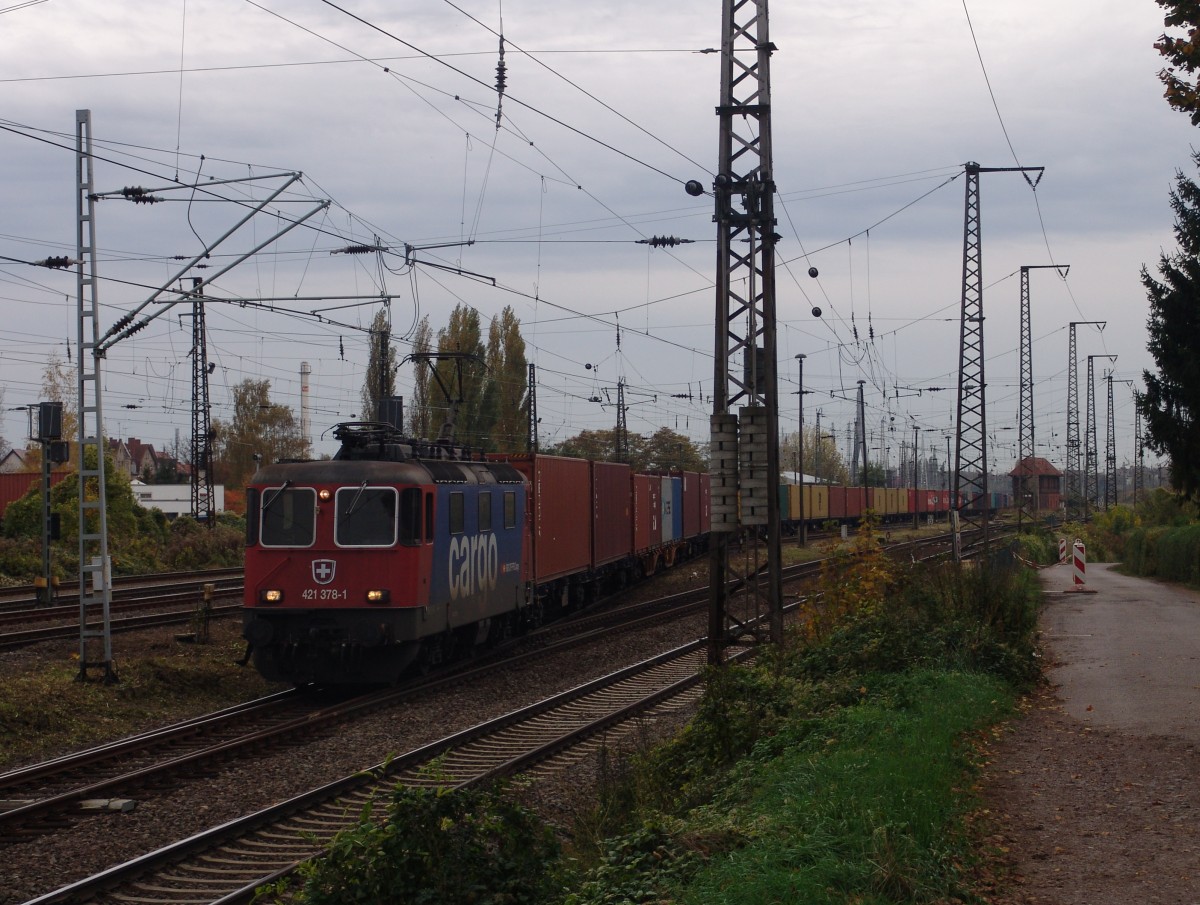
[427,482,526,628]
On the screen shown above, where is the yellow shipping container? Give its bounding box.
[809,484,829,521]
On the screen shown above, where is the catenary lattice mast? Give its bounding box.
[707,0,784,662]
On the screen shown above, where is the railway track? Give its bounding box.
[5,521,1019,904]
[23,639,748,905]
[0,576,727,853]
[0,580,243,651]
[0,569,243,612]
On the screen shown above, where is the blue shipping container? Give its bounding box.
[671,477,683,541]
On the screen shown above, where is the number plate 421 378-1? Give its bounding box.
[302,588,348,601]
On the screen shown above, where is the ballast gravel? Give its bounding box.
[0,612,709,905]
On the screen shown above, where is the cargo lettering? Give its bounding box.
[448,533,499,599]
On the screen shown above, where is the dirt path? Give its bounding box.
[978,563,1200,904]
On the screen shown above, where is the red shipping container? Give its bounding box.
[828,486,846,520]
[502,454,592,583]
[844,487,865,518]
[0,471,68,520]
[593,462,633,567]
[633,473,661,554]
[681,471,702,539]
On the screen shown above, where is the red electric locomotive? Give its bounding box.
[241,423,710,685]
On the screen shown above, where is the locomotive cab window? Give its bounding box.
[478,492,492,532]
[335,485,398,547]
[504,491,517,529]
[398,488,422,546]
[260,486,317,547]
[449,492,465,535]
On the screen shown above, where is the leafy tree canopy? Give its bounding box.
[549,426,706,472]
[1155,0,1200,124]
[1138,151,1200,497]
[404,304,528,453]
[211,379,309,491]
[360,308,397,424]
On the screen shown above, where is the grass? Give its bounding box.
[0,621,282,771]
[558,553,1041,905]
[667,670,1011,904]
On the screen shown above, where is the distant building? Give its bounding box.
[130,480,225,520]
[1009,457,1063,512]
[0,448,33,473]
[109,437,189,483]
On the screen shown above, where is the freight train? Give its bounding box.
[776,483,1010,530]
[241,422,711,684]
[240,421,1009,685]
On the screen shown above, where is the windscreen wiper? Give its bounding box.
[262,480,293,515]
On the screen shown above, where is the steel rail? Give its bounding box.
[23,641,751,905]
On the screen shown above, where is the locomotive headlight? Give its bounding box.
[260,589,284,604]
[319,489,332,501]
[366,589,390,604]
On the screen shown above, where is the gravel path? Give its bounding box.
[976,563,1200,904]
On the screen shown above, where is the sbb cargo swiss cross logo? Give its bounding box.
[312,559,336,585]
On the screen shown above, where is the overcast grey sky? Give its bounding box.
[0,0,1192,474]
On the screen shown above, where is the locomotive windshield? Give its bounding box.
[260,486,316,547]
[335,485,399,547]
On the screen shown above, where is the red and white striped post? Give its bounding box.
[1058,538,1067,563]
[1072,541,1086,587]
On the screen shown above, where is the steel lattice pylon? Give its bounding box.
[708,0,783,663]
[75,110,116,683]
[1017,265,1068,525]
[615,379,628,464]
[1085,355,1098,515]
[190,282,216,525]
[1065,321,1104,519]
[1085,354,1116,515]
[1018,267,1034,470]
[527,363,538,453]
[952,163,1043,554]
[953,164,987,548]
[1105,372,1117,509]
[1134,402,1144,506]
[1066,323,1080,516]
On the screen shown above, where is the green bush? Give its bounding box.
[1137,487,1197,527]
[1124,527,1165,576]
[0,537,42,584]
[1151,523,1200,584]
[1012,530,1055,565]
[791,560,1040,688]
[562,824,704,905]
[164,518,245,570]
[292,785,559,905]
